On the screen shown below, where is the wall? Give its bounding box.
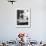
[0,0,46,42]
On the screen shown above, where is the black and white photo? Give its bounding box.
[16,8,31,28]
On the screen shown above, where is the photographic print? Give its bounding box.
[16,8,31,28]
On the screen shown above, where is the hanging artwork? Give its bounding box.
[16,8,31,28]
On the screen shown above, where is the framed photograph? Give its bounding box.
[16,8,31,28]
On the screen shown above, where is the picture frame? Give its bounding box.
[16,8,31,28]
